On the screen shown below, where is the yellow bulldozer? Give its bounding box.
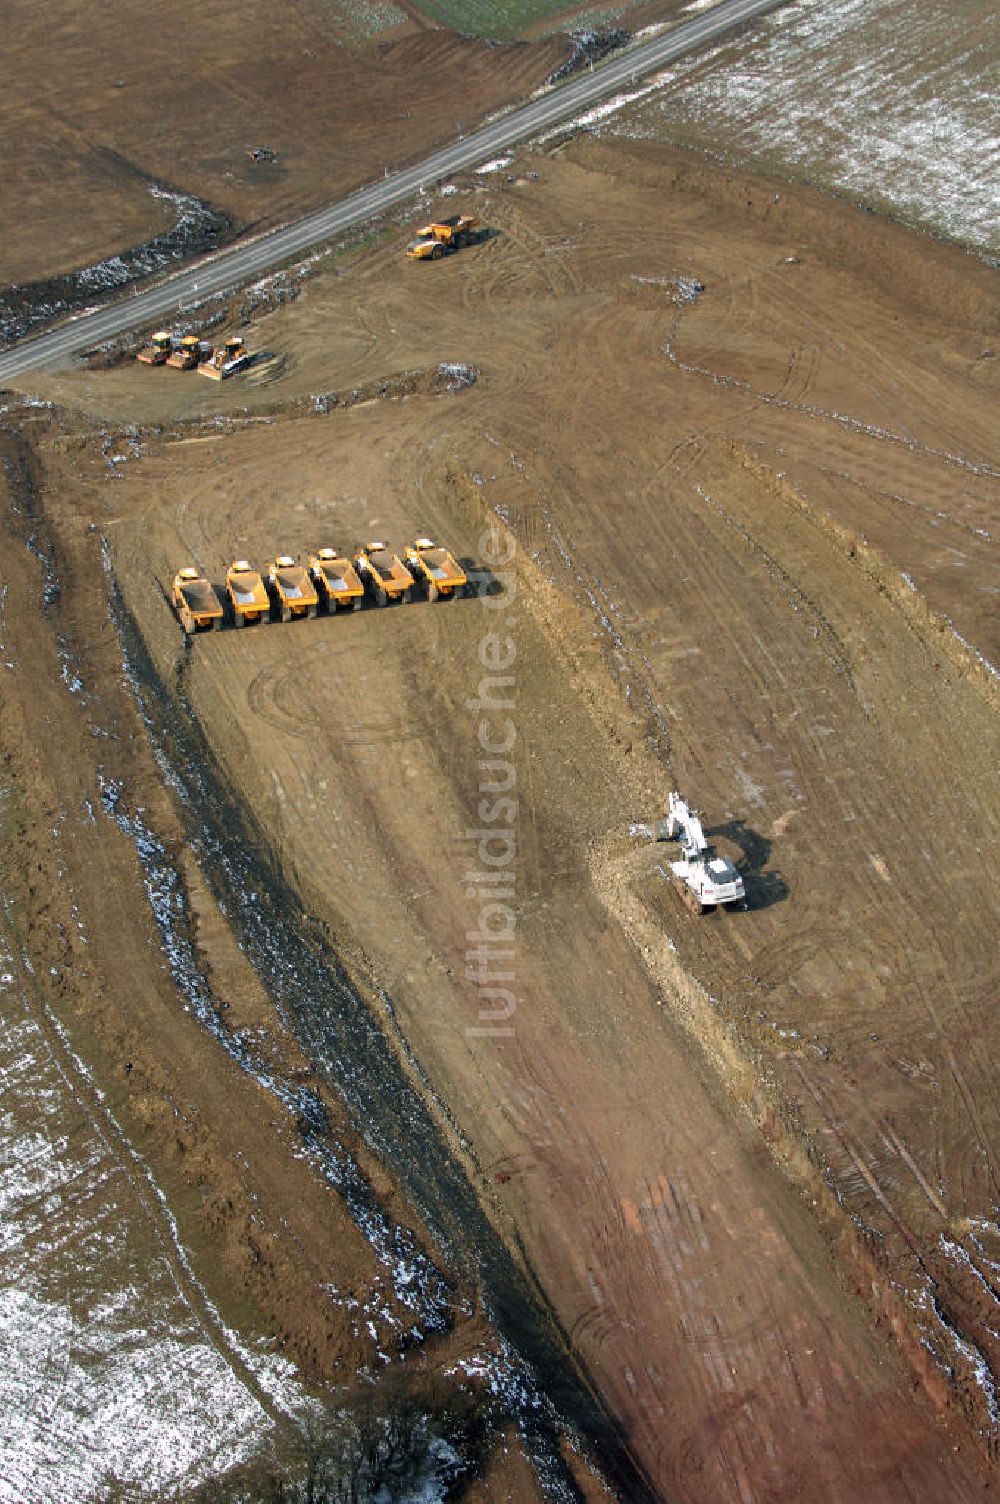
[308,548,365,612]
[171,567,224,634]
[200,335,252,381]
[136,330,173,365]
[403,538,467,600]
[226,559,271,627]
[405,214,480,261]
[354,542,414,604]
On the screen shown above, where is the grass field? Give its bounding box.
[333,0,408,39]
[411,0,638,39]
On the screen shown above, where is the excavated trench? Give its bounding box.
[106,571,658,1504]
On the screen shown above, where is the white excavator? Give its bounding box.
[660,791,745,913]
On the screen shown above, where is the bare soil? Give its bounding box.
[0,414,596,1497]
[5,132,999,1499]
[0,0,569,289]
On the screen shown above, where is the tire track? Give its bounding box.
[661,315,1000,480]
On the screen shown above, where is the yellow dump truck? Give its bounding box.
[403,538,467,601]
[226,559,271,627]
[171,567,224,634]
[308,548,365,612]
[136,331,173,365]
[405,214,480,260]
[166,335,210,370]
[354,542,414,604]
[200,336,252,381]
[265,555,319,623]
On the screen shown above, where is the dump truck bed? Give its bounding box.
[415,547,465,587]
[177,578,223,616]
[423,215,478,236]
[367,550,412,590]
[405,541,467,598]
[311,555,364,604]
[270,565,318,606]
[266,562,319,621]
[227,571,270,611]
[172,571,224,634]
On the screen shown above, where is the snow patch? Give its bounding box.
[611,0,1000,254]
[0,909,304,1503]
[538,74,671,141]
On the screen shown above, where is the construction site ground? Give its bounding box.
[5,133,999,1500]
[0,0,692,293]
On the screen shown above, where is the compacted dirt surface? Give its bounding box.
[0,0,576,289]
[5,132,999,1500]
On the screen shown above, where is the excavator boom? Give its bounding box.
[662,790,744,912]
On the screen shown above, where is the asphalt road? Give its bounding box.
[0,0,785,382]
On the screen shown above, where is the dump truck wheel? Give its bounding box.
[280,606,291,624]
[352,597,363,612]
[181,609,195,635]
[307,604,317,620]
[232,609,245,628]
[431,244,444,260]
[374,586,388,607]
[211,617,222,631]
[427,583,439,603]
